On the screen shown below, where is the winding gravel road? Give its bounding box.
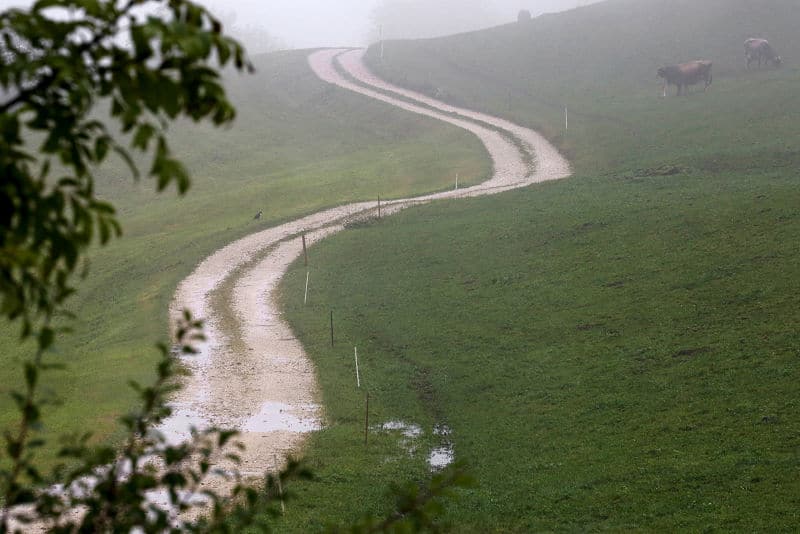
[160,48,571,480]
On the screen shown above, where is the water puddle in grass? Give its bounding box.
[242,402,322,433]
[381,420,422,438]
[378,420,422,457]
[429,424,454,470]
[433,424,451,437]
[378,421,455,469]
[428,445,455,470]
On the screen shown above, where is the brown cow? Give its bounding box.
[657,60,713,97]
[745,38,781,68]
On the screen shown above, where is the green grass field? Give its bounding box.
[275,0,800,530]
[0,49,489,460]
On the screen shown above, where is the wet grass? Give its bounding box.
[276,0,800,530]
[0,49,490,464]
[278,168,800,533]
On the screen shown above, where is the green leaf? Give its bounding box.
[38,326,54,350]
[113,144,140,179]
[94,135,110,161]
[132,123,156,150]
[24,362,38,389]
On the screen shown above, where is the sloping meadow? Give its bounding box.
[276,1,800,530]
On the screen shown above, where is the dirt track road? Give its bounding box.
[161,47,571,480]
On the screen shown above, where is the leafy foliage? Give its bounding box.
[328,465,474,534]
[0,0,251,336]
[1,312,314,532]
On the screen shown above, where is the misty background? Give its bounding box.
[1,0,601,54]
[203,0,601,52]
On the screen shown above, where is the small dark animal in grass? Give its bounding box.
[253,210,262,220]
[517,9,532,22]
[657,60,712,97]
[745,38,782,68]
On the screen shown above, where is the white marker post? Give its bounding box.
[455,172,459,190]
[565,107,569,131]
[380,25,384,61]
[304,271,309,305]
[354,347,361,388]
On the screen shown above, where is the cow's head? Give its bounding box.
[774,55,783,67]
[657,67,666,78]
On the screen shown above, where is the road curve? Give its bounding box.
[160,48,571,481]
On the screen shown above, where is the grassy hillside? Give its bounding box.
[276,0,800,530]
[0,49,489,458]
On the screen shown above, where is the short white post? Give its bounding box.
[565,106,569,131]
[303,271,309,305]
[354,346,361,388]
[455,172,459,190]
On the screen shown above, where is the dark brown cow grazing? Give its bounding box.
[745,38,781,68]
[657,60,713,97]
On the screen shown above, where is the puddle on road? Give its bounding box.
[158,406,211,446]
[242,402,322,433]
[159,401,321,446]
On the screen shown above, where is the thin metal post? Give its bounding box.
[364,392,370,446]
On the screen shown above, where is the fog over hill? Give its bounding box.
[203,0,602,48]
[0,0,604,52]
[368,0,601,42]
